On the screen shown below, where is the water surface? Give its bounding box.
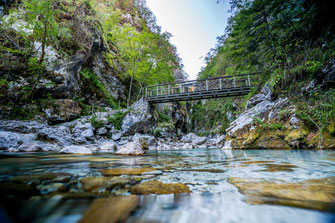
[0,149,334,223]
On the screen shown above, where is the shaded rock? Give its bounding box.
[18,142,42,152]
[115,141,144,155]
[99,168,156,176]
[98,142,117,151]
[228,177,335,211]
[181,133,207,145]
[132,133,157,147]
[43,99,81,124]
[110,130,122,141]
[10,172,72,183]
[0,131,35,150]
[96,127,108,136]
[122,99,155,135]
[78,196,139,223]
[81,129,95,141]
[259,164,298,172]
[80,177,110,193]
[0,182,38,198]
[130,180,191,195]
[105,176,141,190]
[59,145,92,154]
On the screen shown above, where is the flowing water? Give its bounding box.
[0,149,334,223]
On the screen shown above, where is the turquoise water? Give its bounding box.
[0,149,334,223]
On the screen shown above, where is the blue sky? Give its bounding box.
[146,0,231,80]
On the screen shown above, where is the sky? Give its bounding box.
[146,0,231,80]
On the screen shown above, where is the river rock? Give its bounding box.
[96,127,108,136]
[59,145,92,154]
[80,177,110,193]
[78,196,139,223]
[130,180,191,195]
[0,131,35,149]
[132,133,157,147]
[99,168,156,176]
[228,177,335,211]
[181,133,207,145]
[17,142,42,152]
[115,141,144,155]
[98,142,117,151]
[110,130,122,141]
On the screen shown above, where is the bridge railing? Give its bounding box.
[143,73,257,98]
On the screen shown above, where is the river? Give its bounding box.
[0,149,334,223]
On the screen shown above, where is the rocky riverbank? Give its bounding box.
[0,99,224,154]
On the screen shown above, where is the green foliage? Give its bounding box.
[295,89,335,133]
[189,99,237,133]
[80,68,118,109]
[90,116,105,129]
[153,128,161,138]
[107,111,128,130]
[157,111,171,123]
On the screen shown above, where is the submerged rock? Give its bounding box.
[228,177,335,211]
[59,145,92,154]
[80,177,110,193]
[130,180,191,195]
[78,196,139,223]
[115,141,144,155]
[99,168,156,176]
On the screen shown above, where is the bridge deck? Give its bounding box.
[142,73,257,104]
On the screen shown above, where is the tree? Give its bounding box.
[23,0,59,63]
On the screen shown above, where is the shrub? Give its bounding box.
[90,116,104,129]
[107,111,128,130]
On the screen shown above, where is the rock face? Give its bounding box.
[181,133,207,146]
[115,141,144,155]
[59,145,92,154]
[43,99,81,124]
[222,85,316,149]
[228,177,335,211]
[130,180,191,195]
[122,99,155,135]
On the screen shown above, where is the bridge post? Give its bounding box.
[233,77,236,88]
[145,87,147,98]
[248,75,251,86]
[168,85,171,95]
[156,86,159,96]
[180,84,183,94]
[219,78,222,89]
[206,80,208,91]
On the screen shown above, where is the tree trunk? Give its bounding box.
[39,17,47,64]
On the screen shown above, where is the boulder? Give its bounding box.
[181,133,207,145]
[110,130,122,141]
[59,145,92,154]
[115,142,144,155]
[17,142,42,152]
[228,177,335,211]
[130,180,191,195]
[98,142,117,151]
[132,133,157,147]
[96,127,108,136]
[80,177,110,193]
[43,99,81,124]
[0,131,35,149]
[121,99,155,135]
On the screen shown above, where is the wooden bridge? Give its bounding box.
[142,73,257,104]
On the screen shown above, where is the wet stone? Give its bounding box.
[80,177,110,193]
[130,180,191,195]
[78,195,139,223]
[228,177,335,211]
[99,168,156,176]
[259,164,298,172]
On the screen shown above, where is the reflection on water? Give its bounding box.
[0,149,334,223]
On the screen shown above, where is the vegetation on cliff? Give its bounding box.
[191,0,335,144]
[0,0,183,119]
